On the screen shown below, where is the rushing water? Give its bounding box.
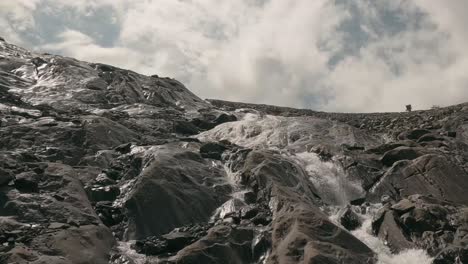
[294,151,364,205]
[353,218,433,264]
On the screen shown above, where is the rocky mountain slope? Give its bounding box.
[0,38,467,264]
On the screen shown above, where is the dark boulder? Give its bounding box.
[214,113,237,125]
[174,120,200,135]
[338,206,362,231]
[14,171,39,192]
[114,142,132,154]
[398,129,431,140]
[200,142,228,160]
[417,134,444,143]
[124,145,231,239]
[365,140,417,155]
[380,146,425,166]
[0,168,13,186]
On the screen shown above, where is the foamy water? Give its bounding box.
[352,215,433,264]
[294,151,364,205]
[328,205,433,264]
[111,241,147,264]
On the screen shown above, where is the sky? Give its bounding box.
[1,0,468,112]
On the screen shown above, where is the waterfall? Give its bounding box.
[293,151,364,205]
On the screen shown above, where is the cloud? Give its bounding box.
[2,0,468,112]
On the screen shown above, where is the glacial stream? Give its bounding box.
[197,112,434,264]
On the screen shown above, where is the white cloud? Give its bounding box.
[42,29,143,70]
[2,0,468,112]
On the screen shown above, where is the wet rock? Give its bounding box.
[163,230,195,252]
[339,206,362,231]
[373,209,415,253]
[171,225,257,263]
[85,185,120,202]
[114,142,132,154]
[95,201,125,227]
[240,205,259,219]
[200,142,228,160]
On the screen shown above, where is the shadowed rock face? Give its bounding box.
[124,145,232,240]
[1,38,468,264]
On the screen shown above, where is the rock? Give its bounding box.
[369,155,468,205]
[398,129,431,140]
[381,146,425,166]
[135,238,168,255]
[172,225,257,263]
[417,134,444,143]
[163,230,195,252]
[381,194,393,204]
[240,205,259,219]
[447,131,457,138]
[391,199,415,214]
[241,191,257,204]
[0,168,13,186]
[95,172,116,185]
[251,212,271,226]
[213,113,237,125]
[200,142,228,160]
[124,145,231,239]
[48,222,69,229]
[373,209,415,253]
[338,206,362,231]
[365,140,417,155]
[14,171,39,192]
[433,246,468,264]
[114,142,132,154]
[174,120,200,135]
